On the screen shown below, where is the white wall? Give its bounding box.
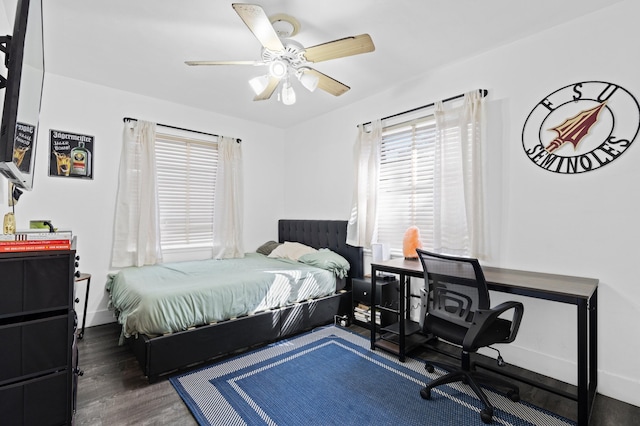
[282,0,640,406]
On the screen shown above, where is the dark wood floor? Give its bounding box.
[74,322,639,425]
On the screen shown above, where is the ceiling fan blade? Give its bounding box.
[305,69,350,96]
[232,3,285,52]
[185,60,263,66]
[303,34,375,63]
[254,75,281,101]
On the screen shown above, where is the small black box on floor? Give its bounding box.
[352,277,399,307]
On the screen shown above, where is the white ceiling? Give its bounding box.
[39,0,617,129]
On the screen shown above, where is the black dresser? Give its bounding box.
[0,249,77,425]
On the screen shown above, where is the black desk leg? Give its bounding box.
[398,273,406,362]
[577,298,588,425]
[370,266,378,351]
[589,290,598,420]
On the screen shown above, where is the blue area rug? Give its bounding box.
[170,326,575,426]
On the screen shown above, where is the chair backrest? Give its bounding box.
[416,248,490,329]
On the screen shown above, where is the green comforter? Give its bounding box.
[106,253,337,340]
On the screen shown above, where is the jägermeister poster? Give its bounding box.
[49,130,94,179]
[14,122,36,173]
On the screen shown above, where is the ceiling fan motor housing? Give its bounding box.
[261,39,306,71]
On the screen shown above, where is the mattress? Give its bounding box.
[106,253,339,340]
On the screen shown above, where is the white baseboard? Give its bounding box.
[479,344,577,386]
[480,345,640,408]
[82,309,117,328]
[597,370,640,407]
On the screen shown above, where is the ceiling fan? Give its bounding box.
[185,3,375,105]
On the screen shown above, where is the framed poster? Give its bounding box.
[14,122,36,173]
[49,129,94,179]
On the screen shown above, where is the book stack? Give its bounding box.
[354,303,381,325]
[0,230,73,252]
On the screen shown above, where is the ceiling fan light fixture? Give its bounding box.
[248,74,269,95]
[298,71,319,92]
[268,60,288,79]
[281,80,296,106]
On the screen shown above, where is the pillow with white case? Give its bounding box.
[268,241,317,261]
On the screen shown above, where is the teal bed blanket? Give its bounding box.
[106,253,339,340]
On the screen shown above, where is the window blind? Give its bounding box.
[154,133,218,252]
[376,117,437,253]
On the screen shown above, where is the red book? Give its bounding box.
[0,242,71,252]
[0,239,70,246]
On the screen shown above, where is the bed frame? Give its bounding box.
[126,219,363,382]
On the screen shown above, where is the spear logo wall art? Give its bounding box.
[522,81,640,174]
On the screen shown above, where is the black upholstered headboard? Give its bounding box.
[278,219,364,280]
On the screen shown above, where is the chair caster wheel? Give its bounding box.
[420,388,431,400]
[425,364,434,373]
[507,390,520,402]
[480,408,493,424]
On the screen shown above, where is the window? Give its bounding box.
[154,132,218,254]
[349,91,485,257]
[376,117,437,254]
[112,120,242,268]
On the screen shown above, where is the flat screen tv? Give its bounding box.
[0,0,44,190]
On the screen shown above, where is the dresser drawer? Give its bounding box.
[0,314,69,384]
[0,370,68,426]
[0,255,71,317]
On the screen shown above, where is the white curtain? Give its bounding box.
[346,120,382,248]
[433,90,486,257]
[111,120,162,267]
[212,136,244,259]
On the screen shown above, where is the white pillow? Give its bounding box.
[268,241,317,261]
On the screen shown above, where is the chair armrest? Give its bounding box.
[462,301,524,351]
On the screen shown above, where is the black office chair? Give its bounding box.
[416,248,524,424]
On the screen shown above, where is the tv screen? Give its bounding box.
[0,0,44,190]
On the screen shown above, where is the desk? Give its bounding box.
[370,257,598,426]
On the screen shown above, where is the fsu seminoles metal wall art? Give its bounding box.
[522,81,640,174]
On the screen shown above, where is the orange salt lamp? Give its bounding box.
[403,226,423,259]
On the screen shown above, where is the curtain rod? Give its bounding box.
[122,117,241,143]
[359,89,488,128]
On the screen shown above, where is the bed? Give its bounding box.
[108,219,363,382]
